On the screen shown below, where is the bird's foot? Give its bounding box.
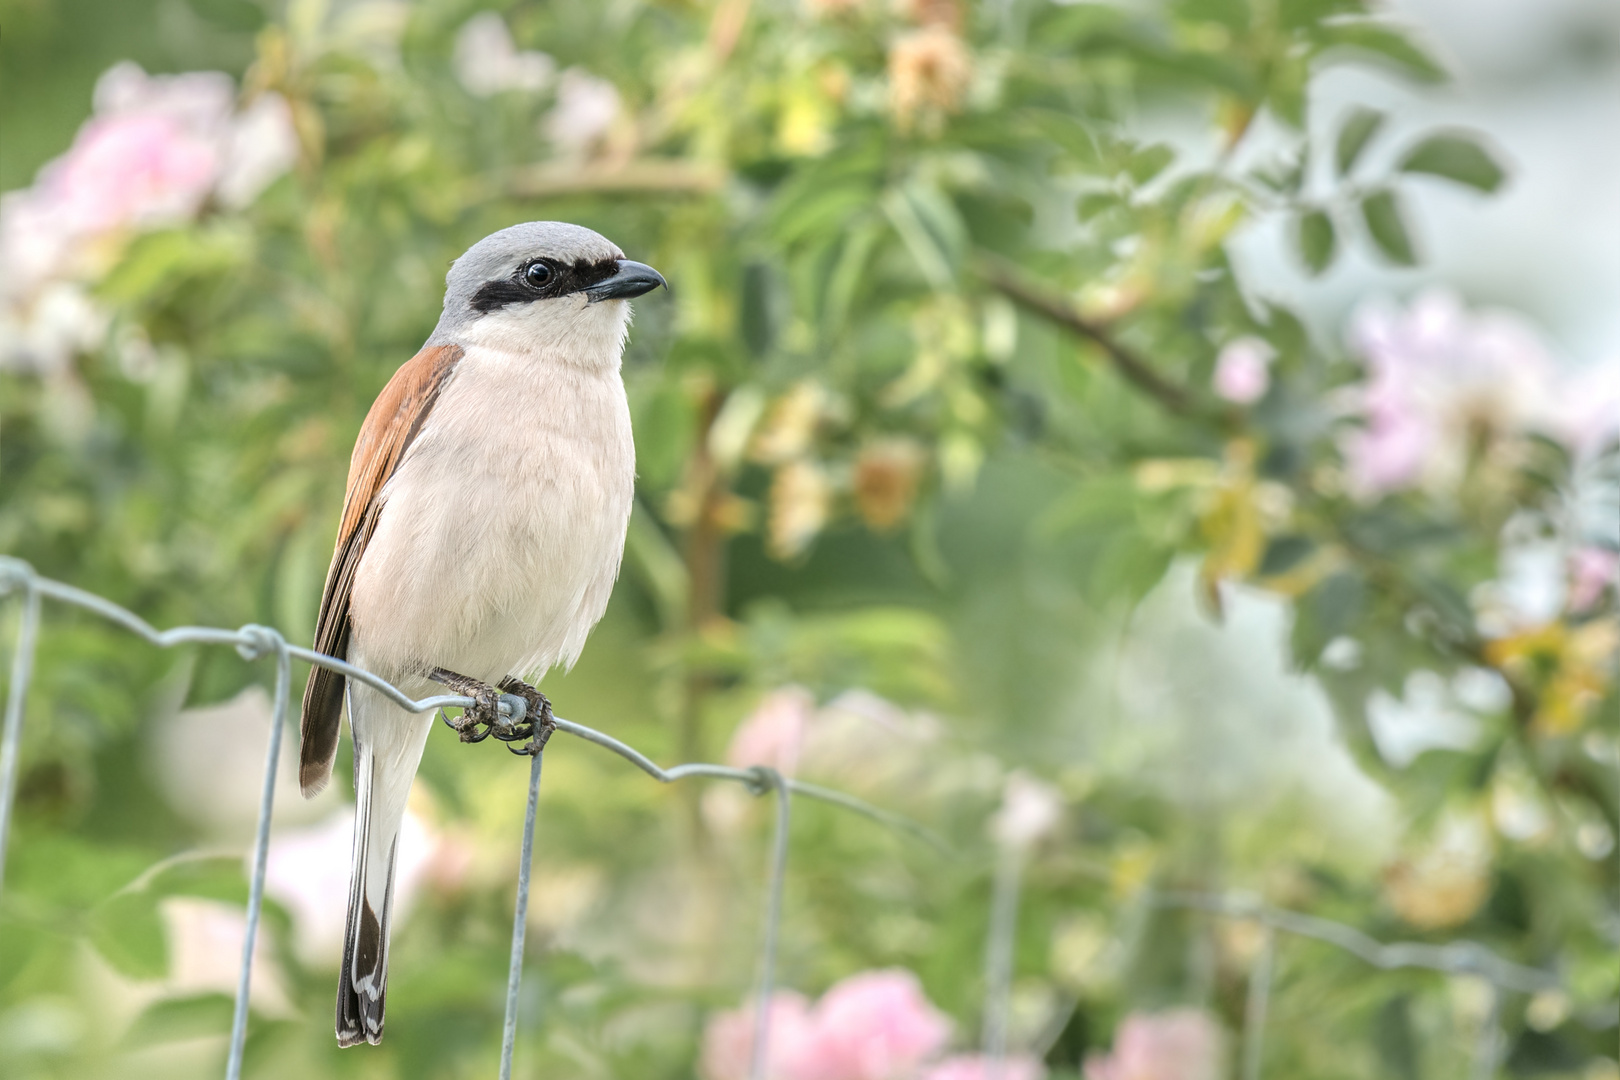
[495,677,556,757]
[428,667,509,744]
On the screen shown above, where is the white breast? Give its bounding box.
[347,340,636,687]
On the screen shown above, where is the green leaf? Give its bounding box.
[1315,20,1448,83]
[1360,188,1417,266]
[1398,132,1506,192]
[1335,106,1385,175]
[90,892,168,980]
[1126,143,1176,185]
[1295,208,1337,275]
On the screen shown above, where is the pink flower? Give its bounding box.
[0,61,297,313]
[1569,547,1618,613]
[922,1054,1046,1080]
[1083,1009,1224,1080]
[702,991,820,1080]
[53,112,219,235]
[801,970,953,1080]
[1339,290,1569,499]
[728,686,816,776]
[1212,337,1273,404]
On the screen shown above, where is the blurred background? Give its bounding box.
[1,0,1616,1078]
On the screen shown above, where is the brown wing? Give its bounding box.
[298,343,463,797]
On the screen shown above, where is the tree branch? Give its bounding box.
[974,252,1202,418]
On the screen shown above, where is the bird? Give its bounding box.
[297,221,665,1047]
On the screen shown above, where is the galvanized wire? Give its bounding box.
[0,570,39,906]
[0,558,920,1080]
[1149,890,1560,994]
[749,769,791,1080]
[1239,926,1275,1080]
[499,747,544,1080]
[0,559,1584,1080]
[223,625,290,1080]
[981,844,1022,1076]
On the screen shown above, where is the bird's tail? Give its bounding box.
[337,682,433,1047]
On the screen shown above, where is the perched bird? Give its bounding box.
[297,222,664,1047]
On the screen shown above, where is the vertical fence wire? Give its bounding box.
[0,564,1593,1080]
[224,627,290,1080]
[748,769,792,1080]
[1470,984,1503,1080]
[1240,925,1276,1080]
[499,747,546,1080]
[0,577,40,908]
[981,843,1023,1077]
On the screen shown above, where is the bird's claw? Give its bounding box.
[496,677,556,757]
[428,668,555,755]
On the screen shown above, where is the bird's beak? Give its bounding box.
[583,260,667,303]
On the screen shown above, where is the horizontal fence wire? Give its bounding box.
[0,556,1584,1080]
[0,558,923,1080]
[1146,889,1566,1080]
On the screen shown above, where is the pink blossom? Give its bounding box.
[1083,1009,1224,1080]
[1339,290,1566,499]
[922,1054,1046,1080]
[1212,337,1273,404]
[52,112,219,235]
[800,970,953,1080]
[1569,547,1618,613]
[728,686,816,776]
[0,61,297,318]
[701,991,819,1080]
[1552,361,1620,460]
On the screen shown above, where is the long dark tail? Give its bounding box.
[336,683,423,1048]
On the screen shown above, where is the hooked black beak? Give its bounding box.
[583,260,667,303]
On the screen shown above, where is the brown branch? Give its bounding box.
[503,158,728,200]
[974,252,1205,418]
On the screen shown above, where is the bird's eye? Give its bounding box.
[522,262,553,289]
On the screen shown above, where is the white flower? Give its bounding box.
[454,12,555,97]
[262,805,437,966]
[216,93,300,209]
[0,282,108,375]
[147,686,337,838]
[543,68,621,154]
[990,770,1063,848]
[159,896,296,1016]
[1366,670,1484,768]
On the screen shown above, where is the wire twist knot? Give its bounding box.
[743,765,784,798]
[234,624,286,662]
[0,557,34,596]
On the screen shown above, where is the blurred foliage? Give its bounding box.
[0,0,1615,1078]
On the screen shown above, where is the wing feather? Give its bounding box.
[298,343,463,797]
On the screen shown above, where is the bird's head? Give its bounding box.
[431,221,666,366]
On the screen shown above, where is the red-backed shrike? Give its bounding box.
[297,222,664,1046]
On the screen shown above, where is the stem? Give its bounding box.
[973,253,1206,419]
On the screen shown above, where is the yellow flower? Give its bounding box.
[1383,811,1493,930]
[853,438,925,532]
[1485,617,1618,735]
[768,459,831,559]
[751,381,829,464]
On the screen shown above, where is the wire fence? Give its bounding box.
[0,556,1579,1080]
